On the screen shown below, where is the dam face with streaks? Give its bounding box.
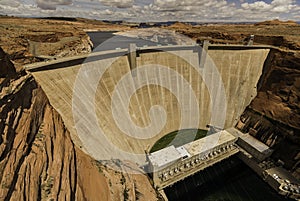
[28,42,270,165]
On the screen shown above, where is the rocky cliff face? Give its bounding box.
[236,48,300,179]
[252,49,300,129]
[0,47,158,200]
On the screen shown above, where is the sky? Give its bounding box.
[0,0,299,22]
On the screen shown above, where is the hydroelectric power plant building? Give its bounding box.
[147,127,300,200]
[147,130,238,189]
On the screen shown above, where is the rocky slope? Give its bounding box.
[0,46,158,200]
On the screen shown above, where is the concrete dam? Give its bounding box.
[25,43,270,165]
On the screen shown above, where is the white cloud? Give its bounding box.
[0,0,20,7]
[241,0,296,13]
[154,0,180,8]
[0,0,299,22]
[99,0,133,8]
[241,1,272,11]
[271,0,292,6]
[36,0,72,10]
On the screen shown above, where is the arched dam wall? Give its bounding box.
[30,46,270,162]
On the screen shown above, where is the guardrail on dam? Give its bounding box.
[24,43,273,72]
[24,43,271,165]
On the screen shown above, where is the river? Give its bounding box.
[164,156,293,201]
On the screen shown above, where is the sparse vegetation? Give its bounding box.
[1,181,9,189]
[32,142,40,147]
[135,185,143,201]
[36,123,45,140]
[93,160,103,173]
[120,174,126,185]
[114,159,122,168]
[5,86,13,94]
[41,176,54,198]
[36,132,45,139]
[123,186,129,201]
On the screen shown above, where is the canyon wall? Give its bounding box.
[236,48,300,179]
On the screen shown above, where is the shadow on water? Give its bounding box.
[164,156,293,201]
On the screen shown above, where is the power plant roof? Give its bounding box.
[148,146,182,168]
[148,130,237,168]
[183,130,237,156]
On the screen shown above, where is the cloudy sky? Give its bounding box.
[0,0,299,22]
